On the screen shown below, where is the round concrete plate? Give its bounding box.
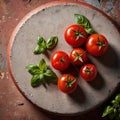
[8,1,120,115]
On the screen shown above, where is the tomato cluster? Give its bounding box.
[51,24,108,94]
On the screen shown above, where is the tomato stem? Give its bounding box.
[85,67,93,75]
[65,75,76,88]
[96,37,107,50]
[73,28,85,40]
[60,58,65,63]
[74,51,86,62]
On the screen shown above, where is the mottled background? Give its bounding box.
[0,0,120,120]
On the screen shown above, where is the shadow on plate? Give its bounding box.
[95,45,119,68]
[68,85,86,104]
[87,72,105,90]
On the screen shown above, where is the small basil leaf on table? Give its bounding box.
[44,69,58,84]
[74,14,96,35]
[26,64,40,75]
[31,74,41,87]
[33,36,47,54]
[46,36,58,49]
[39,58,47,72]
[33,45,46,54]
[85,27,95,35]
[39,74,46,84]
[37,36,45,45]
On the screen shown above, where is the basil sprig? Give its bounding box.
[33,36,58,54]
[74,14,96,35]
[26,59,58,87]
[46,36,58,49]
[102,94,120,120]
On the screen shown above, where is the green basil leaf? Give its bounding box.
[102,106,113,117]
[44,69,55,77]
[39,59,47,72]
[111,100,117,105]
[74,14,96,34]
[33,45,46,54]
[31,75,41,87]
[34,45,40,54]
[33,36,47,54]
[44,69,58,84]
[115,94,120,102]
[26,64,40,75]
[37,36,45,45]
[46,36,58,49]
[85,27,95,35]
[74,14,90,28]
[39,74,46,83]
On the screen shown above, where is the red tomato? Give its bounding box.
[64,24,87,47]
[86,34,108,56]
[70,48,87,66]
[58,74,78,94]
[51,51,70,71]
[80,64,97,81]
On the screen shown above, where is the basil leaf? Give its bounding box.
[26,64,40,75]
[44,69,55,77]
[33,36,47,54]
[115,94,120,102]
[37,36,45,45]
[46,36,58,49]
[74,14,91,28]
[33,45,40,54]
[74,14,96,34]
[85,27,95,35]
[33,45,46,54]
[39,74,46,84]
[31,75,41,87]
[102,93,120,119]
[39,59,47,72]
[102,106,113,117]
[44,69,58,84]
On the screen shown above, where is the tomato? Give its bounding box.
[64,24,87,47]
[80,64,97,81]
[58,74,78,94]
[86,34,108,56]
[51,51,70,71]
[70,48,87,66]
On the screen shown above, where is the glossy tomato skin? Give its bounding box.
[70,48,87,66]
[86,34,108,56]
[64,24,87,47]
[80,64,97,81]
[58,74,78,94]
[51,51,70,71]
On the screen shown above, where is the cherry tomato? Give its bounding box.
[64,24,87,47]
[58,74,78,94]
[51,51,70,71]
[86,34,108,56]
[80,64,97,81]
[70,48,87,66]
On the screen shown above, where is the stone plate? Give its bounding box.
[7,1,120,115]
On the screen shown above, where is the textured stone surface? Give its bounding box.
[0,0,120,120]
